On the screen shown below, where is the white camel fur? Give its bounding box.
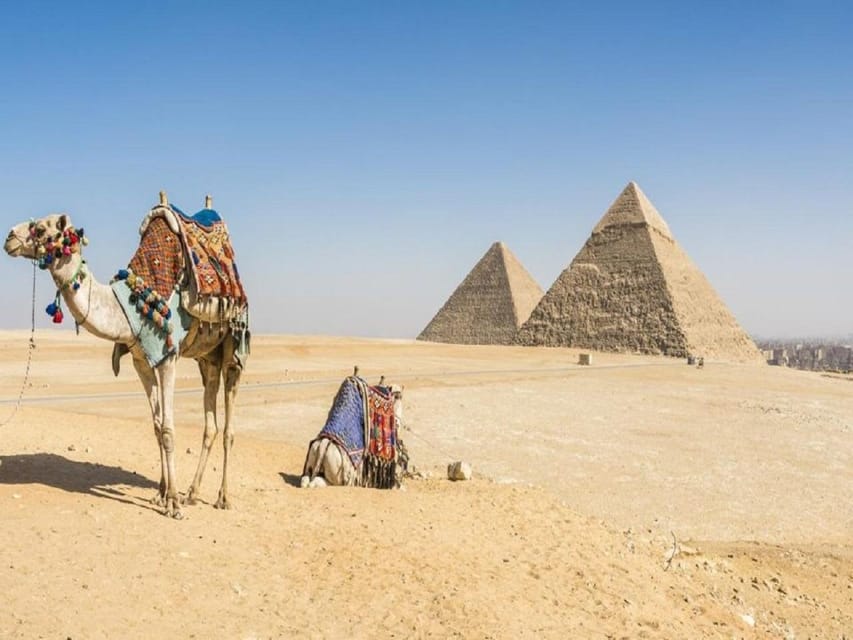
[301,379,406,488]
[4,193,244,518]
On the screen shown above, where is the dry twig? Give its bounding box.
[663,531,679,571]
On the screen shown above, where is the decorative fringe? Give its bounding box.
[361,454,397,489]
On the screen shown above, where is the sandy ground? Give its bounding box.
[0,331,850,638]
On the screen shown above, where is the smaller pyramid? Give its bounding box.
[418,242,544,345]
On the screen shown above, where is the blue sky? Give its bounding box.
[1,1,850,338]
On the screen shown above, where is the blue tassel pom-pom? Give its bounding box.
[116,269,129,280]
[73,282,80,290]
[45,302,58,316]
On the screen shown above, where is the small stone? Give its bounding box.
[447,461,473,481]
[740,613,755,627]
[186,448,193,455]
[67,444,76,452]
[84,447,91,453]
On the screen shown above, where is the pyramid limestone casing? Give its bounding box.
[418,242,544,345]
[516,183,763,362]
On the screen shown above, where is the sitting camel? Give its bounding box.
[301,371,408,488]
[4,193,249,518]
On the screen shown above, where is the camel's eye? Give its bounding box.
[35,227,46,238]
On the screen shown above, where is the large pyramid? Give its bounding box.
[516,182,763,362]
[418,241,544,345]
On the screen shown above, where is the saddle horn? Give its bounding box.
[205,194,213,209]
[159,190,168,206]
[353,365,359,377]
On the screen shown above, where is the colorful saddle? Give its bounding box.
[111,199,249,367]
[133,203,248,319]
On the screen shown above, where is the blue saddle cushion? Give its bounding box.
[169,204,222,229]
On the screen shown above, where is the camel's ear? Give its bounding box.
[57,215,67,231]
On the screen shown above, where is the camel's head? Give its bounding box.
[390,383,404,424]
[5,214,87,268]
[388,384,409,484]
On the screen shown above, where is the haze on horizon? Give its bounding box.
[1,2,850,340]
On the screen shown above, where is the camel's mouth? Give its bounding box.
[4,234,26,257]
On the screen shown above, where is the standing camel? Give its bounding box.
[4,193,248,518]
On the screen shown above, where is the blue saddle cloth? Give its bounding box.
[111,282,192,367]
[169,204,222,229]
[318,378,367,469]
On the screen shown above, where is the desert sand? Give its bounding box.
[0,331,850,638]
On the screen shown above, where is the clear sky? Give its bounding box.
[1,1,850,339]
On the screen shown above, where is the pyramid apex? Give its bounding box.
[592,182,672,238]
[625,180,642,195]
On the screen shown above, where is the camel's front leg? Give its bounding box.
[184,357,220,505]
[133,357,167,506]
[155,356,182,519]
[216,342,242,509]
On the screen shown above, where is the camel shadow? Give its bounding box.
[0,453,159,508]
[279,472,303,488]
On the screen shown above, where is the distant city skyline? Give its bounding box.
[1,2,850,339]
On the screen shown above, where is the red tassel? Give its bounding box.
[53,309,64,323]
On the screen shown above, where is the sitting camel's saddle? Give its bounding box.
[111,202,249,370]
[304,375,401,489]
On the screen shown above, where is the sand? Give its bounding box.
[0,331,850,638]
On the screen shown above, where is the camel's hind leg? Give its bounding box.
[300,438,331,487]
[132,356,167,506]
[215,336,242,509]
[184,356,221,505]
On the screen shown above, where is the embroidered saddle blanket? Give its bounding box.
[311,376,399,488]
[129,204,247,315]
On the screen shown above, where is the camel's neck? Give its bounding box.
[49,253,134,344]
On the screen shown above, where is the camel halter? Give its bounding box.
[31,222,89,324]
[0,260,38,427]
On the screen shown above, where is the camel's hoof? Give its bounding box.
[150,493,167,507]
[164,499,184,520]
[182,489,199,506]
[214,495,232,510]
